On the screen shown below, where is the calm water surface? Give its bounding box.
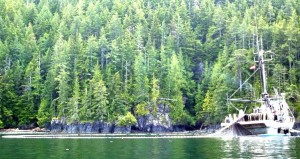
[0,135,299,159]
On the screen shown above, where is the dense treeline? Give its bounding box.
[0,0,300,128]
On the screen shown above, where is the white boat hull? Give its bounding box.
[222,120,294,135]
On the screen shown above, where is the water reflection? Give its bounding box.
[221,136,299,158]
[0,136,300,159]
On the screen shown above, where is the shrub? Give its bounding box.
[117,112,137,126]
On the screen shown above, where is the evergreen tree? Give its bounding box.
[68,71,80,123]
[90,63,108,121]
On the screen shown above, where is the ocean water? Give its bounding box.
[0,135,299,159]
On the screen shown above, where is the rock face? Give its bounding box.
[48,119,114,133]
[47,104,177,133]
[18,123,38,130]
[136,104,173,133]
[114,126,131,134]
[50,120,64,133]
[200,124,221,134]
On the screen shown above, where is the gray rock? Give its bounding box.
[18,123,38,130]
[113,126,131,133]
[152,125,172,133]
[48,120,115,133]
[49,119,64,133]
[172,125,186,132]
[137,104,173,132]
[101,122,113,133]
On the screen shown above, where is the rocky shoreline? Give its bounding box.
[47,120,187,134]
[0,122,219,135]
[2,122,300,135]
[40,104,192,134]
[1,104,200,134]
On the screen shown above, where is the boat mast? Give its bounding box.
[256,33,268,98]
[254,2,268,98]
[258,50,268,96]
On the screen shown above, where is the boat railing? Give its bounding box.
[241,113,271,122]
[289,117,295,123]
[225,112,293,123]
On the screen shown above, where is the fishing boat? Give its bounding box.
[220,47,295,135]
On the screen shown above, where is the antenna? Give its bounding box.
[256,34,259,53]
[260,35,263,51]
[254,0,259,53]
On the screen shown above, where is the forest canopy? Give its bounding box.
[0,0,300,128]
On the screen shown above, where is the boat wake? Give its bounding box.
[211,122,252,137]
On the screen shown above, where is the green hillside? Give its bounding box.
[0,0,299,128]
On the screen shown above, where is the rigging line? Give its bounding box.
[229,67,260,99]
[227,102,239,111]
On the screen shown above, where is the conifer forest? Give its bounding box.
[0,0,300,129]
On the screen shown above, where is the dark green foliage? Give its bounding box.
[89,63,108,121]
[1,0,300,128]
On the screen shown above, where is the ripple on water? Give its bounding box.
[0,135,299,159]
[221,136,299,158]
